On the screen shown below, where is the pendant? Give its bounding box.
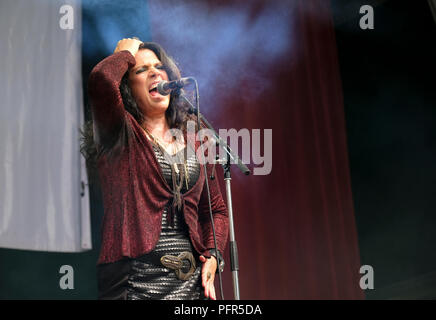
[173,163,179,175]
[184,163,189,189]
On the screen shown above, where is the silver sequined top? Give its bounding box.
[125,142,203,300]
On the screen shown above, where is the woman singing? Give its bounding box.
[83,38,229,300]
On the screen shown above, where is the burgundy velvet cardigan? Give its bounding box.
[88,51,229,265]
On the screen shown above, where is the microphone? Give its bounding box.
[157,77,194,96]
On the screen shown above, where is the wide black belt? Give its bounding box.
[137,251,196,281]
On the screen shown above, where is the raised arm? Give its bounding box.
[88,38,141,149]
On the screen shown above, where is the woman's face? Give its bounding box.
[128,49,170,118]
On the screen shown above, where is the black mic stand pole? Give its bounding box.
[182,95,250,300]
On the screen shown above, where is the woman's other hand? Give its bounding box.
[114,38,142,57]
[199,255,217,300]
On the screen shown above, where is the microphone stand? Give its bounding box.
[182,95,250,300]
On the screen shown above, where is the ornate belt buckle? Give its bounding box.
[160,255,183,269]
[160,251,196,281]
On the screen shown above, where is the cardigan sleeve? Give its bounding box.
[197,163,229,255]
[88,50,136,150]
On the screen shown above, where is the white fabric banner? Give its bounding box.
[0,0,91,252]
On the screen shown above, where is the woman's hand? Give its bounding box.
[113,38,142,57]
[199,255,217,300]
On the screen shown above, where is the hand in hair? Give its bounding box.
[114,38,142,57]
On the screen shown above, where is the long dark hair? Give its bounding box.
[80,42,197,184]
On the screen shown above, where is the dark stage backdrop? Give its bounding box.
[148,0,363,299]
[333,0,436,299]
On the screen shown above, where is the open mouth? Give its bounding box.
[149,83,160,96]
